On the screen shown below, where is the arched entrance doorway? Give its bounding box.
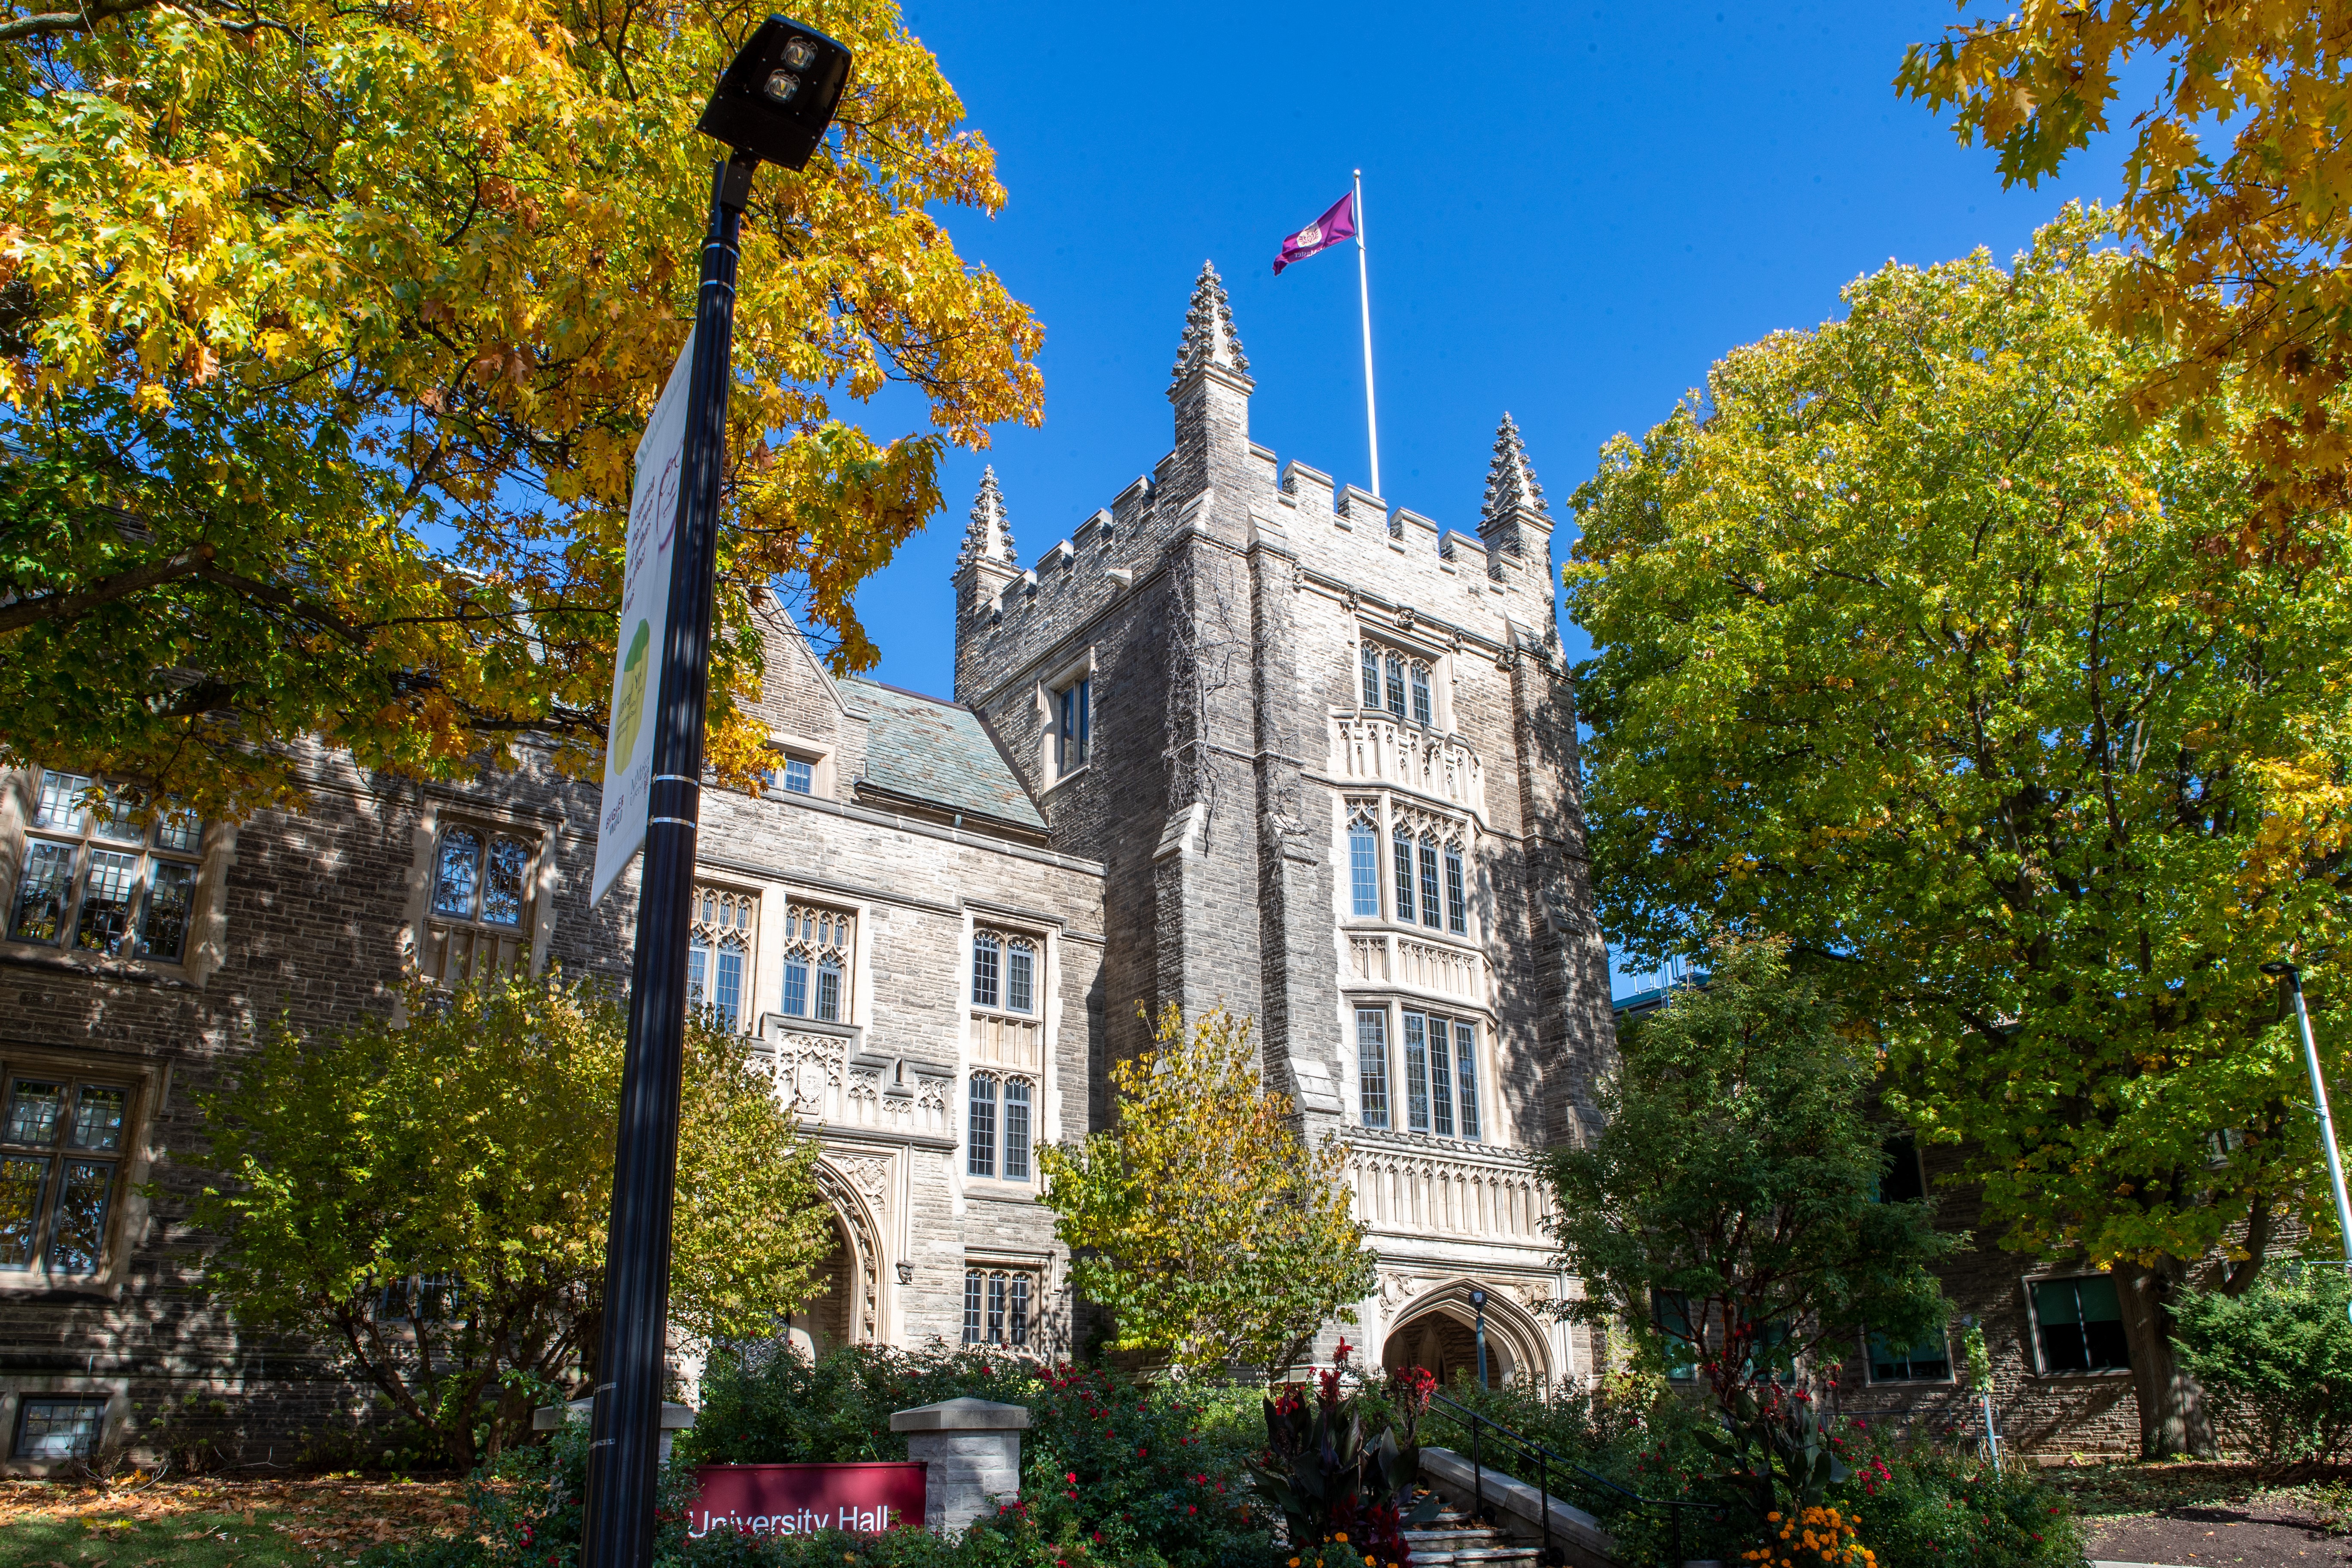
[779,1159,888,1356]
[1379,1281,1552,1390]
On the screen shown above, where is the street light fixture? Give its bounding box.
[2261,960,2352,1326]
[581,19,850,1568]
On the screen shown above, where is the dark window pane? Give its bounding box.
[6,1081,64,1144]
[1360,646,1380,707]
[49,1159,112,1272]
[1653,1290,1700,1381]
[1393,831,1414,922]
[1418,839,1442,926]
[781,957,808,1017]
[1011,1274,1031,1348]
[481,836,528,926]
[14,1398,104,1460]
[1445,847,1467,934]
[1430,1023,1455,1138]
[963,1271,982,1344]
[1455,1022,1481,1141]
[432,829,482,919]
[971,934,1000,1008]
[1384,654,1406,719]
[714,941,745,1032]
[90,787,141,843]
[1403,1013,1430,1133]
[141,860,196,962]
[1003,1079,1031,1181]
[11,840,77,944]
[815,959,842,1022]
[967,1078,995,1178]
[1006,942,1034,1014]
[75,849,139,953]
[988,1272,1007,1343]
[686,938,710,1014]
[69,1087,126,1152]
[2033,1277,2132,1373]
[1878,1134,1926,1204]
[1357,1009,1389,1129]
[1869,1327,1951,1381]
[1411,664,1431,727]
[0,1155,48,1268]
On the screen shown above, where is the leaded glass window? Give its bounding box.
[1392,829,1415,925]
[971,932,1001,1008]
[1356,1008,1390,1129]
[1003,1078,1032,1181]
[0,1075,130,1275]
[962,1271,984,1344]
[1384,653,1406,719]
[1403,1012,1431,1133]
[1360,645,1381,708]
[13,1398,105,1461]
[782,757,814,794]
[1348,806,1381,918]
[1418,839,1442,927]
[778,900,854,1022]
[1056,677,1091,773]
[1006,939,1035,1014]
[10,770,204,962]
[1410,663,1432,727]
[1429,1020,1455,1138]
[1445,844,1467,934]
[962,1267,1039,1349]
[968,1075,998,1177]
[688,887,757,1033]
[1455,1020,1481,1142]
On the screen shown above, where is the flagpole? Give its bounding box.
[1354,167,1382,499]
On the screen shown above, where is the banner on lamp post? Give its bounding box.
[591,329,698,909]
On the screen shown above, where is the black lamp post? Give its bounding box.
[581,19,850,1568]
[1468,1287,1490,1390]
[2261,961,2352,1326]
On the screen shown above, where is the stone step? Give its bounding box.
[1406,1528,1502,1543]
[1409,1551,1542,1568]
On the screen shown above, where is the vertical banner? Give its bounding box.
[591,329,698,908]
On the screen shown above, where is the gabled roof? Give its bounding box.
[844,677,1047,831]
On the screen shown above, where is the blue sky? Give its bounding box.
[827,0,2135,990]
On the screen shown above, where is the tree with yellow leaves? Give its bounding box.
[0,0,1042,820]
[1900,0,2352,534]
[1569,214,2352,1456]
[1038,1004,1377,1378]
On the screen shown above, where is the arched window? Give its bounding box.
[1348,805,1381,918]
[971,931,1001,1007]
[967,1073,998,1177]
[1006,938,1035,1014]
[1360,645,1381,708]
[1417,836,1443,927]
[1410,662,1432,727]
[1383,652,1406,720]
[688,887,758,1032]
[777,899,852,1023]
[962,1267,1036,1348]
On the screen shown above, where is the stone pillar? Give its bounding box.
[890,1396,1029,1534]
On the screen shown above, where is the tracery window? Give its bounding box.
[0,1072,132,1276]
[778,900,853,1024]
[688,886,757,1033]
[420,820,537,984]
[1392,826,1415,924]
[1356,644,1435,729]
[962,1266,1036,1348]
[9,770,203,963]
[1444,842,1467,934]
[1384,652,1406,720]
[1417,839,1442,927]
[965,1071,1035,1182]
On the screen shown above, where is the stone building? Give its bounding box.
[0,264,1615,1471]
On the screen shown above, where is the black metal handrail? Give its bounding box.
[1423,1390,1713,1567]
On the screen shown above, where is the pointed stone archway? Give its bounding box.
[1379,1279,1552,1390]
[780,1157,891,1355]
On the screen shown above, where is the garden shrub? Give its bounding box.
[2172,1263,2352,1467]
[684,1345,1278,1568]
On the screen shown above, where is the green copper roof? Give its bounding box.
[845,678,1046,831]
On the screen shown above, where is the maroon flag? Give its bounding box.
[1273,192,1356,274]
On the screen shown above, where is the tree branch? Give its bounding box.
[0,545,214,634]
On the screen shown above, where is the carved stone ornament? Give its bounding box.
[1396,605,1417,633]
[895,1260,915,1286]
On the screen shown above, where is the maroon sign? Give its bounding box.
[688,1462,927,1540]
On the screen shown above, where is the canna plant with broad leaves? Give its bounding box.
[1250,1344,1440,1568]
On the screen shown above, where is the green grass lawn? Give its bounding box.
[0,1504,310,1567]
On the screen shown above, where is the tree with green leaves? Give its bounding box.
[1546,936,1953,1412]
[1038,1004,1377,1378]
[1567,212,2352,1455]
[190,972,832,1466]
[0,0,1044,821]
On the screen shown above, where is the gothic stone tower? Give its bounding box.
[952,264,1617,1381]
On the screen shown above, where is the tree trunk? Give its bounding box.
[2119,1260,2216,1458]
